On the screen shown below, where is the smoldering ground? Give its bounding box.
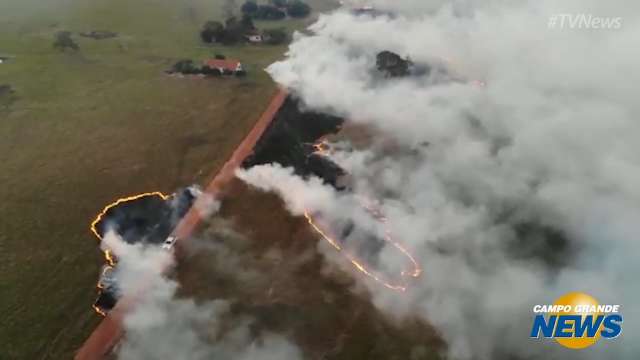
[237,0,640,359]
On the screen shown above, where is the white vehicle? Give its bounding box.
[162,235,178,250]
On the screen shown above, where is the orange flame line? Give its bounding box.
[312,138,331,156]
[304,205,422,292]
[90,191,170,241]
[96,266,114,289]
[357,197,422,278]
[92,304,107,317]
[89,191,169,315]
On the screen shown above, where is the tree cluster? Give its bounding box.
[241,0,311,20]
[270,0,287,7]
[376,51,413,78]
[170,59,202,75]
[168,59,246,77]
[200,14,290,46]
[254,4,286,20]
[286,1,311,18]
[200,15,256,45]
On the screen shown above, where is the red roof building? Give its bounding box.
[203,59,243,73]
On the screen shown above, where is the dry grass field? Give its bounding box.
[175,179,443,360]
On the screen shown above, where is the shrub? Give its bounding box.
[171,59,199,74]
[241,0,258,15]
[202,65,222,76]
[53,31,79,51]
[286,1,310,18]
[376,51,412,77]
[271,0,287,8]
[254,5,286,20]
[200,21,224,43]
[262,28,288,45]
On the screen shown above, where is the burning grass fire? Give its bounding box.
[92,191,170,267]
[90,192,170,240]
[312,138,331,156]
[304,201,421,292]
[241,96,422,292]
[88,188,200,315]
[308,139,422,291]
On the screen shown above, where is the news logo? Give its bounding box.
[530,292,622,349]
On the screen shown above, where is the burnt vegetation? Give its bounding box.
[243,96,345,187]
[92,188,199,313]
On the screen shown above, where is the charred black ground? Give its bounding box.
[93,188,197,245]
[242,95,345,187]
[92,187,199,314]
[92,96,346,315]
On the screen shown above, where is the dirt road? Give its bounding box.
[74,88,287,360]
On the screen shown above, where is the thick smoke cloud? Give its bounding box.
[238,0,640,359]
[102,231,302,360]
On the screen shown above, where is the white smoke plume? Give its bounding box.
[193,192,222,219]
[237,0,640,359]
[101,231,302,360]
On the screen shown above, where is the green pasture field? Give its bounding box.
[0,0,335,358]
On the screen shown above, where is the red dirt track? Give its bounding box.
[75,88,287,360]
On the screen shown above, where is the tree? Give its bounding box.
[53,31,79,51]
[200,21,224,43]
[201,65,222,76]
[240,13,256,31]
[270,0,287,8]
[376,51,412,77]
[286,1,310,18]
[254,5,286,20]
[170,59,199,74]
[222,0,237,18]
[262,28,288,45]
[241,0,258,15]
[217,17,245,45]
